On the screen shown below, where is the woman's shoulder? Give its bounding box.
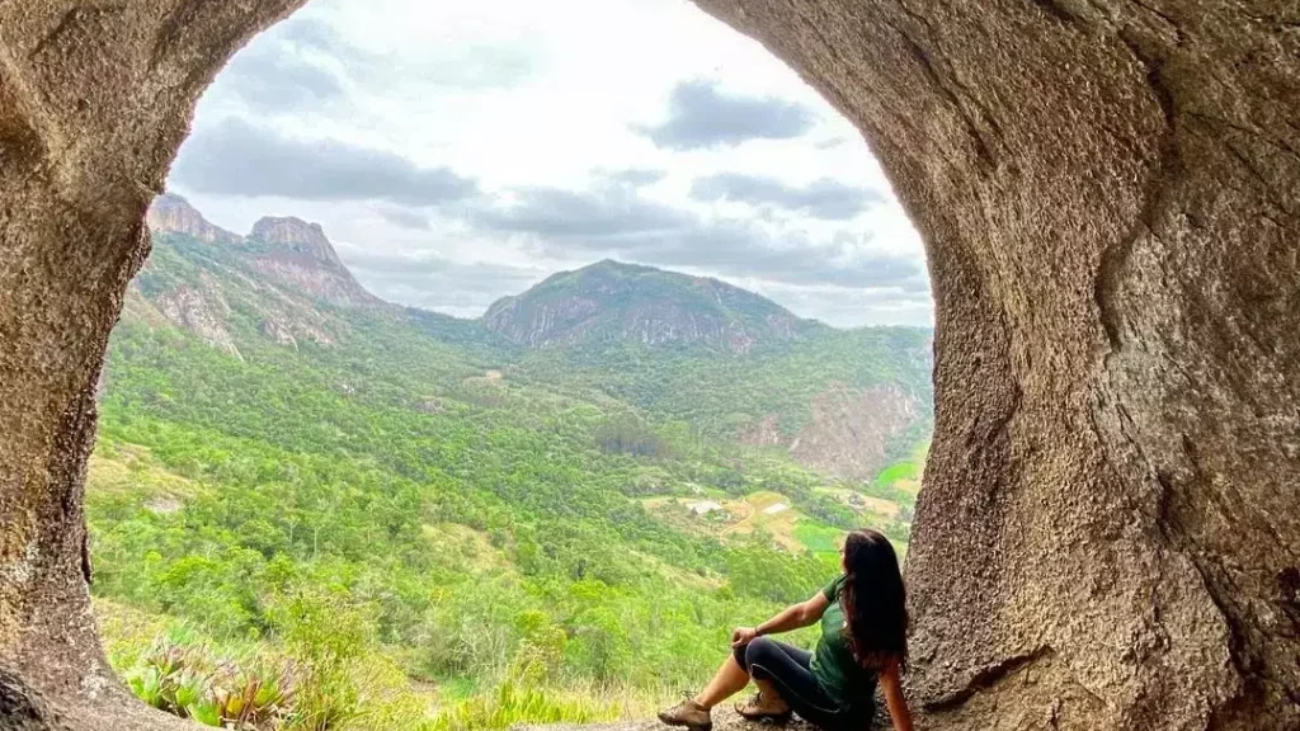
[821,572,847,600]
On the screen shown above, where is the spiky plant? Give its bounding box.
[124,640,297,730]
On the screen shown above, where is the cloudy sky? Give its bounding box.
[170,0,932,327]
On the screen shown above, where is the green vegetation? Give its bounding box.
[875,461,920,489]
[792,521,845,557]
[91,233,931,729]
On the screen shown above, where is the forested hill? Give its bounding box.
[136,194,933,481]
[483,258,815,351]
[88,194,933,730]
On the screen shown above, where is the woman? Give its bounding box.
[659,529,912,731]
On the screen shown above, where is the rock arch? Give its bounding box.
[1,2,1295,729]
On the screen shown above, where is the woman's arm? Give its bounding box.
[879,661,913,731]
[733,591,830,646]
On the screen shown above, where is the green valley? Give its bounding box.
[87,195,933,730]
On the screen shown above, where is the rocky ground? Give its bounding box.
[520,705,892,731]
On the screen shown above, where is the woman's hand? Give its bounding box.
[731,626,759,647]
[736,592,831,648]
[880,661,913,731]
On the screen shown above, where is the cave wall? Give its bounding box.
[1,1,1296,729]
[690,2,1299,729]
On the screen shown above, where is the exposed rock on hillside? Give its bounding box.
[485,260,810,352]
[244,217,380,308]
[743,384,922,482]
[153,280,241,360]
[138,216,356,351]
[146,194,242,245]
[146,199,380,311]
[249,217,346,269]
[0,2,1296,731]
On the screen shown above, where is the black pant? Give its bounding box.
[733,637,872,730]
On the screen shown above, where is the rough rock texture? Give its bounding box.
[0,2,305,729]
[686,2,1300,730]
[0,2,1297,731]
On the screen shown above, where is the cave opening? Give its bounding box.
[3,2,1297,730]
[82,0,935,728]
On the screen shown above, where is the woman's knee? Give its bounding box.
[743,636,778,666]
[732,641,748,670]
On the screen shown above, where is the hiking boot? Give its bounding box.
[658,696,713,731]
[735,692,792,722]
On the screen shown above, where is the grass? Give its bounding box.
[87,445,198,499]
[874,461,920,490]
[792,521,844,557]
[96,599,653,731]
[421,523,513,573]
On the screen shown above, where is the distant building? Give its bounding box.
[689,500,724,516]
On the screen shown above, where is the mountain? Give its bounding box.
[146,193,242,245]
[240,216,381,308]
[485,260,814,353]
[135,195,932,479]
[139,194,386,356]
[89,195,934,729]
[146,194,379,307]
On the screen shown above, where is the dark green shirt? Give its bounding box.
[810,575,877,711]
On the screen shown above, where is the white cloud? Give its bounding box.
[173,0,931,327]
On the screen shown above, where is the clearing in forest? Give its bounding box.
[644,490,842,555]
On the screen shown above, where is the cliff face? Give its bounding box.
[243,216,380,308]
[248,217,346,269]
[137,202,378,352]
[0,3,1297,731]
[146,194,242,246]
[740,384,923,482]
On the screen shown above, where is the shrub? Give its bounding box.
[125,641,295,730]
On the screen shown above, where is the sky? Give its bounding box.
[170,0,933,328]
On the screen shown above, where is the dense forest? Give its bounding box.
[89,210,931,731]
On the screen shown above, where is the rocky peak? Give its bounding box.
[248,216,346,269]
[146,193,242,244]
[242,216,379,308]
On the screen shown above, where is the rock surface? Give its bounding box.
[249,216,347,269]
[520,706,889,731]
[1,2,1297,731]
[146,194,242,245]
[684,1,1300,729]
[146,197,381,311]
[243,216,380,308]
[741,385,923,482]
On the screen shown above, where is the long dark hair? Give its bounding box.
[839,528,908,670]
